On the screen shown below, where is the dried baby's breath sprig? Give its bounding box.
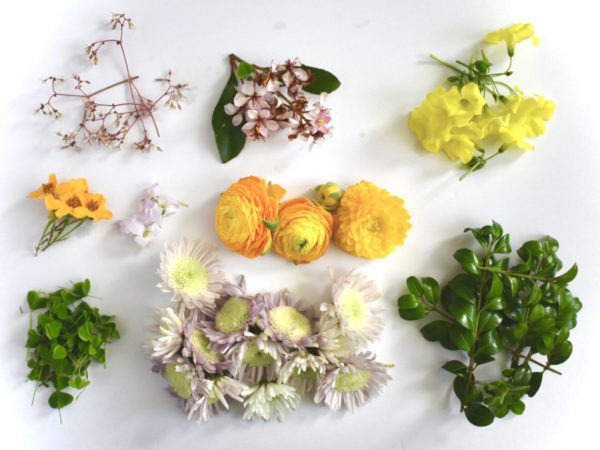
[36,13,188,152]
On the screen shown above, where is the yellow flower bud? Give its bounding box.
[315,182,345,212]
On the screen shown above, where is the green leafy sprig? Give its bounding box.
[212,53,341,163]
[397,222,580,426]
[25,279,120,422]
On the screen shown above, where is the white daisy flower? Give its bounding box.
[146,304,187,363]
[279,349,328,394]
[260,289,316,349]
[330,268,383,345]
[228,333,284,383]
[157,238,227,309]
[163,358,201,402]
[187,376,247,423]
[242,382,301,421]
[316,306,360,363]
[199,278,263,354]
[314,352,392,412]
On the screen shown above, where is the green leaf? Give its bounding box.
[442,360,467,375]
[549,341,573,365]
[465,403,495,426]
[485,295,506,311]
[236,61,254,78]
[262,217,280,232]
[45,320,62,340]
[449,324,474,351]
[60,290,77,304]
[52,344,67,360]
[27,291,47,310]
[448,274,477,303]
[493,234,511,254]
[422,277,441,305]
[476,330,501,356]
[453,249,481,275]
[448,298,476,330]
[26,330,41,348]
[528,372,543,397]
[528,304,546,323]
[48,391,73,409]
[420,320,449,342]
[486,273,503,301]
[512,365,532,386]
[510,400,526,415]
[54,303,69,321]
[478,311,502,332]
[78,322,94,341]
[301,65,341,94]
[399,304,429,320]
[406,276,423,297]
[68,376,90,390]
[397,293,420,310]
[453,376,482,403]
[554,264,578,284]
[524,282,542,306]
[212,70,247,163]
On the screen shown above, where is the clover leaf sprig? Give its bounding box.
[25,279,120,422]
[397,221,581,426]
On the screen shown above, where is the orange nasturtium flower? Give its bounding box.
[272,198,334,264]
[333,181,411,259]
[215,176,286,258]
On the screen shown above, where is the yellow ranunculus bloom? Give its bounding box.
[484,23,540,56]
[409,83,486,162]
[215,176,286,258]
[273,198,333,264]
[333,181,411,259]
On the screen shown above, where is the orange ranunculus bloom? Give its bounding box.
[273,198,333,264]
[215,176,286,258]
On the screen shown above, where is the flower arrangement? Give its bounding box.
[409,23,555,179]
[36,14,188,151]
[148,238,391,422]
[215,177,411,262]
[397,221,580,426]
[212,54,341,162]
[118,183,187,247]
[26,279,119,422]
[29,174,112,255]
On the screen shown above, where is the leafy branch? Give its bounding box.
[398,221,581,426]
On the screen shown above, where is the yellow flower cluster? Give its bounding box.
[409,83,486,163]
[409,23,555,171]
[215,177,411,262]
[29,174,113,222]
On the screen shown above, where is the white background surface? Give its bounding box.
[1,1,599,449]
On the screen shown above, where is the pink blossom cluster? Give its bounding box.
[225,58,332,143]
[118,183,185,247]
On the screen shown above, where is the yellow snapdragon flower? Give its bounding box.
[409,83,486,163]
[485,23,540,56]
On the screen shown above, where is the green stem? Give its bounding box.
[429,54,466,75]
[35,214,57,255]
[514,353,562,375]
[493,80,517,96]
[479,266,557,282]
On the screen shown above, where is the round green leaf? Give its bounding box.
[422,277,441,304]
[465,403,495,426]
[478,311,502,332]
[406,276,423,296]
[420,320,449,342]
[442,360,467,375]
[449,324,474,351]
[453,249,481,275]
[48,391,74,409]
[549,341,573,365]
[448,298,476,330]
[476,330,501,357]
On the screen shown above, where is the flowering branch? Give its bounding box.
[212,53,341,163]
[36,13,188,152]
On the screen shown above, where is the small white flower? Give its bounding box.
[187,376,247,423]
[279,350,328,394]
[314,352,391,412]
[157,238,227,309]
[228,333,283,383]
[146,304,186,363]
[242,382,301,421]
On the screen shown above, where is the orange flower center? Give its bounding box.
[42,183,55,194]
[66,196,82,208]
[86,199,100,211]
